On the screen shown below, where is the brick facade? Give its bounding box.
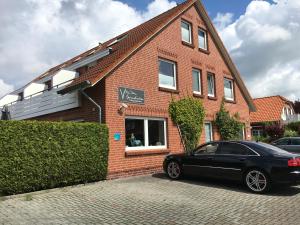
[29,5,252,178]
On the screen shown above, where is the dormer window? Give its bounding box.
[18,92,24,101]
[181,20,192,44]
[45,80,52,91]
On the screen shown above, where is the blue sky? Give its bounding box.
[122,0,271,20]
[0,0,299,100]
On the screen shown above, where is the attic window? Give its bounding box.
[45,80,52,91]
[107,34,128,47]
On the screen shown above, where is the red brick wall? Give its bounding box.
[104,6,252,178]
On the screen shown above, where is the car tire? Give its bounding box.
[166,161,182,180]
[244,169,271,194]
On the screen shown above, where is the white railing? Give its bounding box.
[1,83,80,120]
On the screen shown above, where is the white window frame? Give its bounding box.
[207,73,215,97]
[158,58,177,90]
[181,20,192,44]
[192,69,202,95]
[125,116,167,151]
[205,122,213,143]
[198,28,207,50]
[224,78,234,101]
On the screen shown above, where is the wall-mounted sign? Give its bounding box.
[118,87,144,105]
[114,133,121,141]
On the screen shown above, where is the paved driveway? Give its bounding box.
[1,174,300,225]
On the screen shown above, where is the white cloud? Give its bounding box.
[0,79,14,98]
[0,0,176,94]
[216,0,300,101]
[213,12,234,30]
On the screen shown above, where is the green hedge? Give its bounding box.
[0,120,109,195]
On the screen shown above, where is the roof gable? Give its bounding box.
[250,95,292,123]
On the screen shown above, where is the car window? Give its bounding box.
[217,142,256,155]
[291,139,300,145]
[275,138,290,145]
[194,143,219,155]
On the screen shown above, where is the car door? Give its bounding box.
[288,138,300,153]
[182,142,220,178]
[212,142,255,181]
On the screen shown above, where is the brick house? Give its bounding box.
[0,0,255,178]
[250,95,297,137]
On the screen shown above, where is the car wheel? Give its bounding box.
[167,161,182,180]
[244,169,271,193]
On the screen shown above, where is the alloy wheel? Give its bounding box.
[167,161,181,179]
[246,170,268,193]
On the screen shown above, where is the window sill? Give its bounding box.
[208,96,217,101]
[193,93,204,98]
[159,87,179,94]
[182,41,195,49]
[125,149,170,157]
[224,99,236,104]
[198,48,210,55]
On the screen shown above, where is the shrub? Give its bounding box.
[0,120,109,195]
[284,129,298,137]
[286,121,300,133]
[169,97,205,153]
[264,123,284,141]
[215,100,243,140]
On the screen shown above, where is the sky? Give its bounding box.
[0,0,299,101]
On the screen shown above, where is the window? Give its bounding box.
[291,139,300,145]
[274,138,290,145]
[205,122,213,143]
[224,78,234,101]
[18,92,24,101]
[207,73,215,97]
[217,142,256,155]
[181,21,192,44]
[194,143,219,155]
[44,80,52,91]
[198,28,207,50]
[252,129,262,137]
[192,69,201,94]
[125,117,167,150]
[239,125,245,140]
[159,59,177,89]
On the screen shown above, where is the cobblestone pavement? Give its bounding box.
[1,174,300,225]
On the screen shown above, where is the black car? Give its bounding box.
[163,141,300,193]
[271,137,300,153]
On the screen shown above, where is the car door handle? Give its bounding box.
[207,157,214,160]
[239,158,246,162]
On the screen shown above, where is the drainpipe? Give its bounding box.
[80,89,102,123]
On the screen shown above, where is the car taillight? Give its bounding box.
[288,158,300,167]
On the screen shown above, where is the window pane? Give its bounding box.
[192,70,201,93]
[205,123,213,142]
[195,143,219,155]
[224,79,233,99]
[159,60,176,88]
[181,21,191,43]
[218,143,254,155]
[207,74,215,96]
[125,119,145,147]
[291,139,300,145]
[148,120,165,146]
[276,138,290,145]
[198,29,207,49]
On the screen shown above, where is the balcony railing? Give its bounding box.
[1,80,80,120]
